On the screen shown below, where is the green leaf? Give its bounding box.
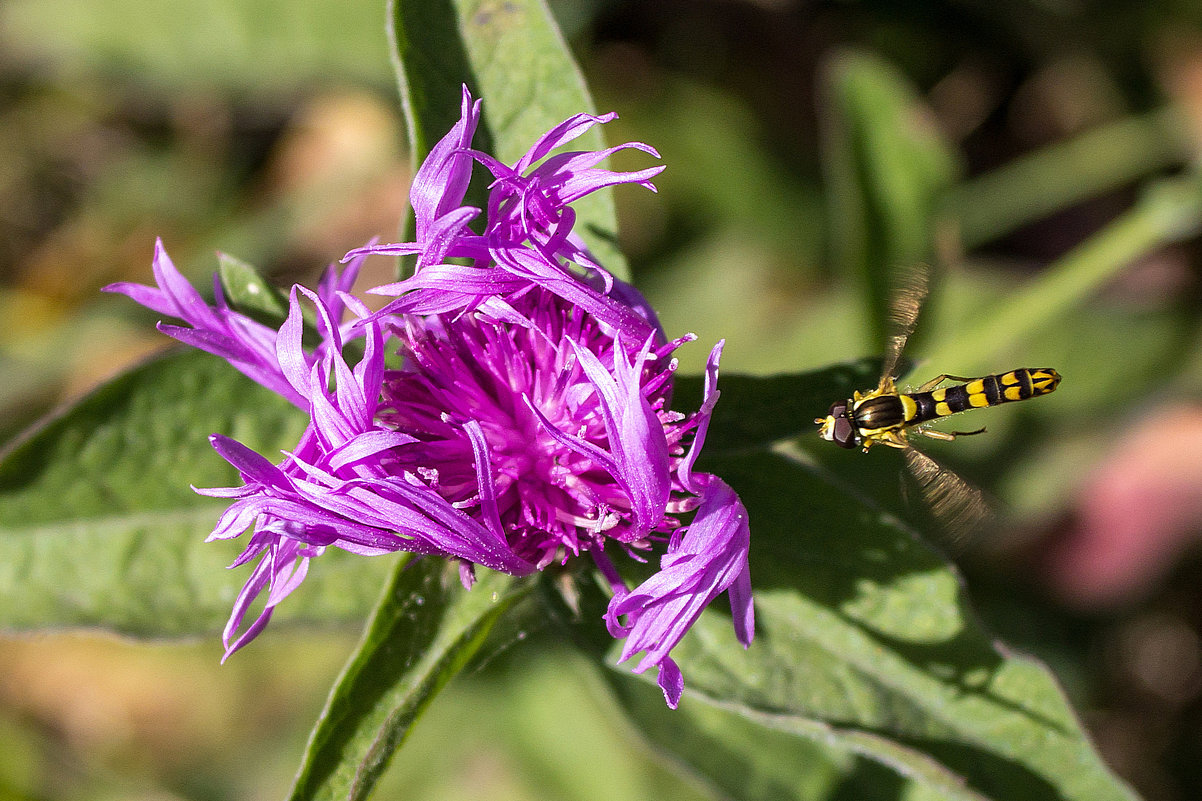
[923,170,1202,374]
[0,349,392,636]
[389,0,629,279]
[819,48,962,351]
[674,358,884,455]
[604,446,1136,801]
[217,251,290,327]
[948,107,1192,250]
[1,0,391,93]
[550,363,1136,799]
[609,671,987,801]
[287,557,536,801]
[217,252,328,349]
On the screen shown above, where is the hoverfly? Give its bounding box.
[815,267,1061,526]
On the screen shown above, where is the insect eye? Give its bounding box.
[825,401,857,449]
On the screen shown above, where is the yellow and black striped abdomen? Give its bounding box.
[906,368,1061,425]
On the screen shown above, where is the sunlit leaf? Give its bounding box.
[819,48,961,351]
[217,251,290,326]
[0,349,392,636]
[287,557,537,801]
[390,0,628,279]
[0,0,391,92]
[602,438,1136,801]
[611,672,988,801]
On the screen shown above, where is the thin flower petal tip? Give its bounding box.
[113,88,751,705]
[603,477,753,702]
[658,657,685,709]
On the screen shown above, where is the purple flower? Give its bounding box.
[105,87,753,708]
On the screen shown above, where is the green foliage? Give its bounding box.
[591,370,1136,801]
[0,0,391,91]
[947,108,1194,250]
[287,558,536,801]
[0,349,392,636]
[390,0,628,279]
[218,252,291,325]
[925,172,1202,374]
[820,49,962,351]
[615,446,1135,801]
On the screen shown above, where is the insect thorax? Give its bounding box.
[852,392,909,431]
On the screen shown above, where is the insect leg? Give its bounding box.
[867,430,910,451]
[914,373,977,392]
[918,426,987,442]
[950,427,987,437]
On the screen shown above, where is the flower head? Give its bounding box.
[106,87,753,708]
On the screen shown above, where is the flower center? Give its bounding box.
[383,302,636,560]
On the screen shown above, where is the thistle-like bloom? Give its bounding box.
[106,87,753,708]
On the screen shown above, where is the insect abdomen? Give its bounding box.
[907,368,1061,424]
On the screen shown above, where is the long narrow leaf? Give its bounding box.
[389,0,629,278]
[287,558,535,801]
[924,170,1202,373]
[819,48,962,351]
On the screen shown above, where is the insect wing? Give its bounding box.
[902,446,990,536]
[879,264,931,385]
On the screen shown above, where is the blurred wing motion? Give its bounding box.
[879,263,930,385]
[903,447,990,532]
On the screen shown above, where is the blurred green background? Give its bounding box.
[4,0,1202,798]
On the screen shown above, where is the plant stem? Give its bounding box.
[926,172,1202,371]
[947,107,1193,250]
